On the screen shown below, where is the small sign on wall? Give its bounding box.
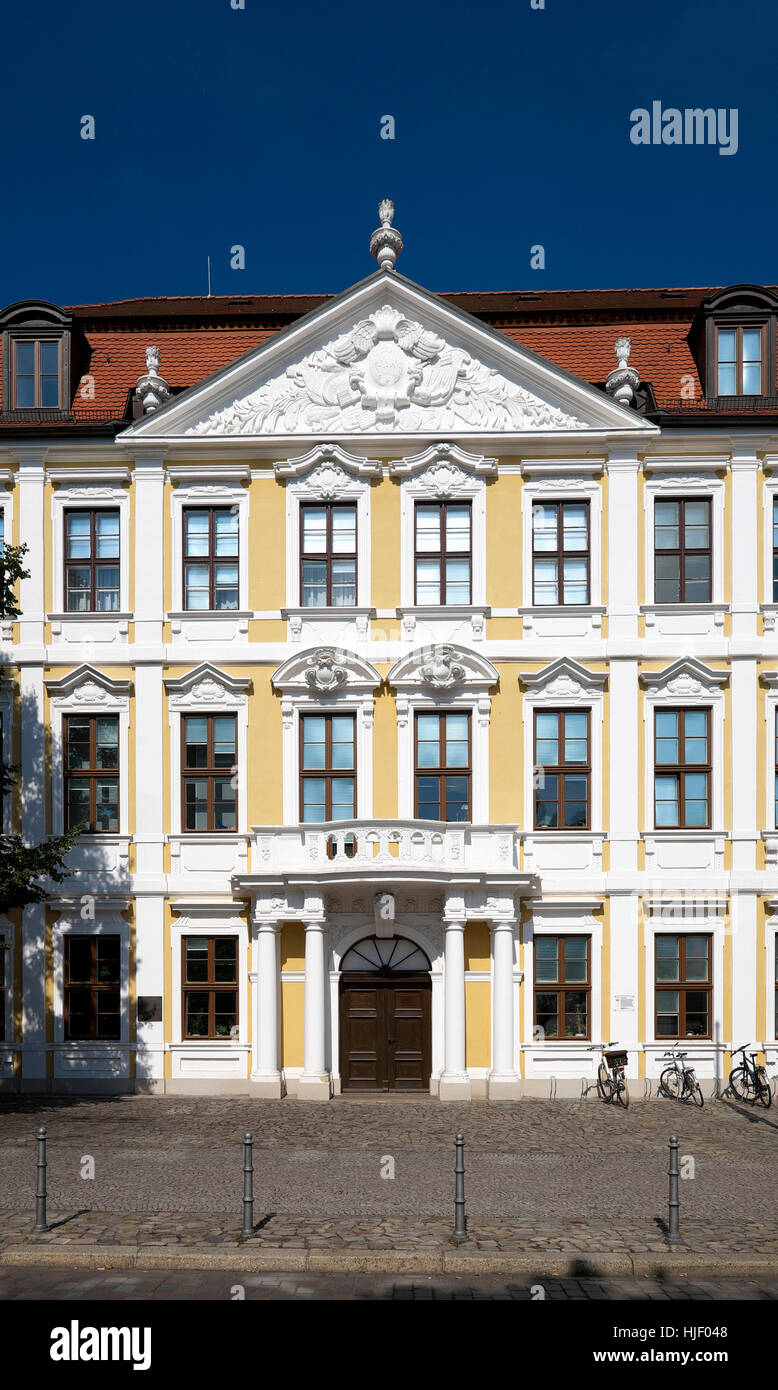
[615,995,636,1012]
[137,996,162,1023]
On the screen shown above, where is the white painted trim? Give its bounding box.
[47,670,131,836]
[51,906,131,1046]
[280,696,375,823]
[282,453,373,609]
[169,479,249,612]
[165,669,249,835]
[521,473,603,609]
[642,908,726,1051]
[762,474,778,608]
[643,471,725,608]
[522,901,604,1055]
[766,906,778,1047]
[641,663,727,834]
[395,690,490,821]
[49,482,130,614]
[520,662,605,833]
[398,451,488,609]
[169,905,249,1050]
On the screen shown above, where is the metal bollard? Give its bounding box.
[667,1135,681,1245]
[452,1132,468,1243]
[241,1132,254,1237]
[33,1127,49,1234]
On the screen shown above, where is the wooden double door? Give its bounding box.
[340,973,431,1091]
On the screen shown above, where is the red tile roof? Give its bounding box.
[2,284,774,426]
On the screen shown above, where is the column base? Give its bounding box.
[249,1073,286,1099]
[487,1072,522,1101]
[438,1073,472,1102]
[296,1074,332,1102]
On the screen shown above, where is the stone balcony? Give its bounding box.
[243,818,526,888]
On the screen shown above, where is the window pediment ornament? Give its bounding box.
[187,307,588,436]
[272,646,382,697]
[45,664,132,710]
[639,658,728,698]
[520,657,607,699]
[165,663,251,708]
[388,643,499,693]
[389,443,497,490]
[276,444,380,494]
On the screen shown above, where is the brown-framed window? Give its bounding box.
[717,325,763,396]
[655,934,711,1038]
[300,714,355,822]
[182,715,237,832]
[414,502,471,605]
[300,503,357,607]
[654,708,710,829]
[65,715,119,833]
[654,497,711,603]
[183,507,239,611]
[534,935,590,1039]
[64,935,121,1041]
[12,338,60,408]
[775,934,778,1039]
[773,497,778,602]
[532,500,589,605]
[775,709,778,830]
[0,710,4,834]
[414,712,471,821]
[64,509,120,613]
[182,937,238,1039]
[534,709,590,829]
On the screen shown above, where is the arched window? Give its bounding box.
[340,936,430,973]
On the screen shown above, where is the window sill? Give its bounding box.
[167,610,251,636]
[641,603,728,631]
[396,605,490,638]
[282,606,376,640]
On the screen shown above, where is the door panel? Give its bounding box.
[340,976,430,1091]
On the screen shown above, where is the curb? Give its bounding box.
[1,1244,777,1278]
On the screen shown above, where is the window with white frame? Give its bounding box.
[532,500,589,605]
[49,486,131,616]
[642,472,725,611]
[279,448,377,613]
[521,660,605,834]
[640,662,726,834]
[166,666,250,836]
[169,908,249,1051]
[393,447,494,612]
[168,479,249,617]
[52,910,131,1048]
[46,668,131,836]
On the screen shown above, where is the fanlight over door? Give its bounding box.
[339,936,431,1091]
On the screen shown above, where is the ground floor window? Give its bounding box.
[534,935,590,1039]
[64,935,121,1040]
[182,936,238,1038]
[0,936,6,1041]
[655,933,711,1038]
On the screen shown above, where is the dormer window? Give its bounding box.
[13,338,61,408]
[691,285,778,404]
[716,326,763,397]
[0,300,79,416]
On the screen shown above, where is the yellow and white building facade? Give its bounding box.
[2,235,778,1100]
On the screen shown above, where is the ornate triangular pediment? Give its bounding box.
[639,658,728,697]
[164,664,251,707]
[521,658,607,697]
[45,664,132,708]
[120,273,658,444]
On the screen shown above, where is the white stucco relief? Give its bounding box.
[188,305,587,435]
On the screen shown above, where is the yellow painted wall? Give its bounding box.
[372,476,400,611]
[465,922,491,1067]
[280,924,305,1069]
[486,473,521,608]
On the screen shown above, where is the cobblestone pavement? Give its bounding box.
[0,1266,776,1300]
[0,1094,776,1228]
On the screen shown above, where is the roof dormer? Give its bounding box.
[690,284,778,405]
[0,300,85,416]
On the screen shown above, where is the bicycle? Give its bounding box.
[590,1041,630,1108]
[729,1043,773,1108]
[658,1046,703,1107]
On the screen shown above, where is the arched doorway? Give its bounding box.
[339,936,432,1092]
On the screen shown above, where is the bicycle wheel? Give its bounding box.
[757,1076,773,1109]
[729,1066,755,1102]
[596,1061,613,1102]
[691,1082,704,1108]
[660,1065,681,1099]
[617,1078,630,1108]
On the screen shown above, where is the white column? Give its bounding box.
[607,892,639,1074]
[606,452,639,641]
[439,919,471,1100]
[730,891,757,1054]
[488,918,520,1099]
[20,662,47,1086]
[730,659,758,871]
[251,920,283,1097]
[14,450,46,650]
[297,920,330,1101]
[134,665,164,879]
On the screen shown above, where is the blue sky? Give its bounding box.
[3,0,777,303]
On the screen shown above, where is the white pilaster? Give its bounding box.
[730,452,759,639]
[607,892,639,1063]
[609,659,639,872]
[133,664,164,878]
[488,918,520,1099]
[134,895,165,1082]
[730,659,757,871]
[132,453,165,646]
[252,920,283,1097]
[730,891,757,1050]
[439,918,471,1100]
[606,451,639,640]
[19,660,47,1083]
[297,919,330,1100]
[15,451,46,649]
